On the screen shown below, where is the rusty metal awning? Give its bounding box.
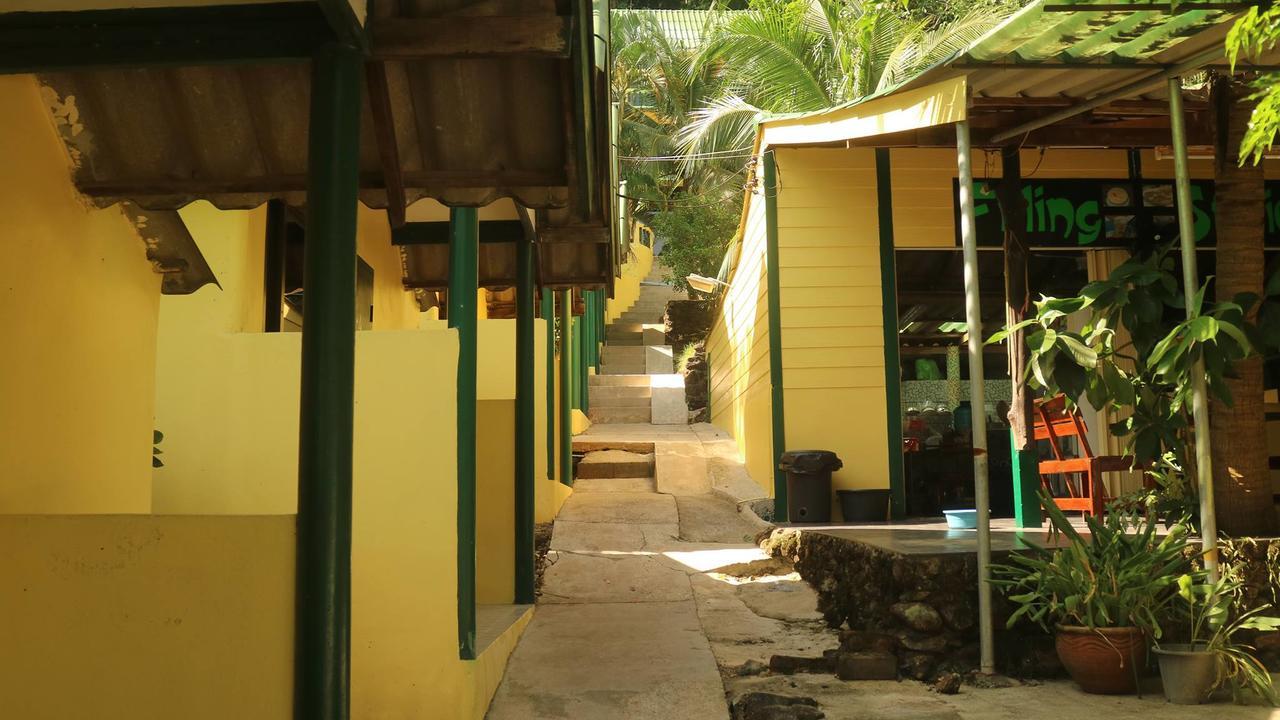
[17,0,613,291]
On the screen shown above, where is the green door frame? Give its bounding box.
[763,151,788,520]
[449,207,479,660]
[874,149,907,519]
[294,42,362,720]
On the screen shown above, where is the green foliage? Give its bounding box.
[647,201,740,291]
[1162,571,1280,705]
[986,247,1279,523]
[1228,5,1280,164]
[991,490,1194,635]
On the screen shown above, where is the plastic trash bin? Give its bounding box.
[778,450,843,523]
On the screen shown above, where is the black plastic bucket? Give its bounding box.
[837,489,891,522]
[780,450,843,524]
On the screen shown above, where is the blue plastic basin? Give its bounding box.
[943,509,977,529]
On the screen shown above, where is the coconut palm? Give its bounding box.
[677,0,1002,163]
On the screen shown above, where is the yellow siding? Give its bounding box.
[606,235,655,323]
[0,74,159,514]
[774,148,890,499]
[708,164,775,496]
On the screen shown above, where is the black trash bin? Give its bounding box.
[778,450,843,523]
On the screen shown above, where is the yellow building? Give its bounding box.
[0,1,629,717]
[706,5,1280,526]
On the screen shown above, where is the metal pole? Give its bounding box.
[543,290,556,480]
[1168,77,1220,581]
[295,41,361,720]
[449,206,479,658]
[956,120,995,674]
[514,224,536,605]
[559,289,574,486]
[762,151,788,521]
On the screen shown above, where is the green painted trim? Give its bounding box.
[570,0,597,219]
[0,4,330,74]
[294,42,361,720]
[1011,430,1042,528]
[763,152,788,520]
[316,0,368,50]
[449,206,479,661]
[559,290,574,486]
[543,291,556,480]
[514,230,536,605]
[875,149,907,519]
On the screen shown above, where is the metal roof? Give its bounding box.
[24,0,612,292]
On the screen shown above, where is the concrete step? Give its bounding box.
[605,334,644,346]
[572,477,656,493]
[576,450,655,478]
[601,364,647,376]
[590,395,650,409]
[587,406,652,423]
[602,346,646,362]
[588,374,650,387]
[588,385,650,402]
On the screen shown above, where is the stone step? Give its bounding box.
[601,364,647,376]
[588,374,650,387]
[572,477,656,493]
[588,385,651,402]
[605,334,644,346]
[587,406,652,423]
[576,450,655,478]
[602,346,646,361]
[572,439,655,453]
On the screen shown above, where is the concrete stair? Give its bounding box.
[573,448,657,493]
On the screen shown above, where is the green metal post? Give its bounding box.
[515,229,536,605]
[559,290,574,486]
[572,315,583,410]
[875,149,906,519]
[1011,429,1040,526]
[763,151,788,520]
[449,207,479,659]
[295,42,361,720]
[543,291,556,480]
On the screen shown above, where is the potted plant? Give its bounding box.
[993,492,1193,694]
[1154,572,1280,705]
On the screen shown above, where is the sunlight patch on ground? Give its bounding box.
[662,547,769,573]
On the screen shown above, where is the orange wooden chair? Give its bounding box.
[1032,396,1138,517]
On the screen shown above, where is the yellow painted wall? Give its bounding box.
[0,514,295,720]
[606,235,655,323]
[0,74,158,514]
[708,163,776,496]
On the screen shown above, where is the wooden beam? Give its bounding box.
[76,169,567,199]
[538,225,610,244]
[365,62,407,228]
[371,16,571,59]
[970,97,1208,114]
[392,220,525,245]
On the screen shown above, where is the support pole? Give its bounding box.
[874,149,906,519]
[571,315,583,410]
[1168,77,1219,581]
[543,290,556,480]
[449,207,479,658]
[295,42,361,720]
[763,151,788,521]
[559,289,574,486]
[956,120,995,674]
[515,223,536,605]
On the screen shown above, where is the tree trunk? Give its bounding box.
[1209,76,1278,538]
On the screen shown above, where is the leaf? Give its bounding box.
[1058,335,1098,368]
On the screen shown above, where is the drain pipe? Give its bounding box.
[956,119,995,674]
[1168,77,1219,582]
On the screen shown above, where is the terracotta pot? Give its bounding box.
[1055,626,1148,694]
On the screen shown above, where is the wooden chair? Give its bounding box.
[1032,396,1137,517]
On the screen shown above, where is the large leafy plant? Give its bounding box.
[992,490,1193,635]
[987,247,1278,523]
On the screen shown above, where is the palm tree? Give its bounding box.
[1209,74,1279,537]
[677,0,1001,162]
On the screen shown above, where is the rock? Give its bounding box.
[733,659,768,676]
[838,629,898,654]
[834,651,897,681]
[1255,631,1280,651]
[895,631,949,654]
[732,692,823,720]
[939,601,976,632]
[932,672,962,694]
[768,654,831,675]
[900,652,936,681]
[890,602,943,632]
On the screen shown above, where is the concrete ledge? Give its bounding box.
[649,374,686,425]
[645,345,675,374]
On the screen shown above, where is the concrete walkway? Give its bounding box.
[487,424,763,720]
